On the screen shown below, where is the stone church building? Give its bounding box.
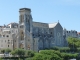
[16,8,64,51]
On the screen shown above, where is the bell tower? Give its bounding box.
[18,8,33,50]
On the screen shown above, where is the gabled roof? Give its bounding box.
[49,22,58,28]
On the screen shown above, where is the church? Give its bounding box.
[17,8,64,51]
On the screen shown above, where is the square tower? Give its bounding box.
[17,8,33,50]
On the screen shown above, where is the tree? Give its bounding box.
[25,50,34,57]
[1,49,11,54]
[67,37,80,52]
[1,49,5,54]
[38,50,63,60]
[11,49,26,57]
[5,48,11,53]
[61,53,78,60]
[67,37,80,48]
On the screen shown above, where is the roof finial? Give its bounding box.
[58,20,59,23]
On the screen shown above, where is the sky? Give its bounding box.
[0,0,80,31]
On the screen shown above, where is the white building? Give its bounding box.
[0,25,18,50]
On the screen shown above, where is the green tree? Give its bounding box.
[1,49,11,54]
[1,49,5,54]
[11,49,26,57]
[61,53,78,60]
[67,37,80,48]
[26,50,34,57]
[67,37,80,52]
[38,50,63,60]
[5,48,11,53]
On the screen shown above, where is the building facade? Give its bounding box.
[0,8,79,52]
[16,8,64,51]
[63,28,78,46]
[0,28,18,50]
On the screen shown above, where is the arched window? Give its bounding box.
[20,15,24,23]
[20,30,24,40]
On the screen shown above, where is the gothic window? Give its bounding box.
[22,31,23,34]
[51,32,52,34]
[28,45,30,50]
[20,44,23,48]
[20,15,22,22]
[45,40,48,48]
[28,19,29,23]
[30,15,32,19]
[26,17,29,23]
[20,30,24,40]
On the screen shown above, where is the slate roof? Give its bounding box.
[49,22,58,28]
